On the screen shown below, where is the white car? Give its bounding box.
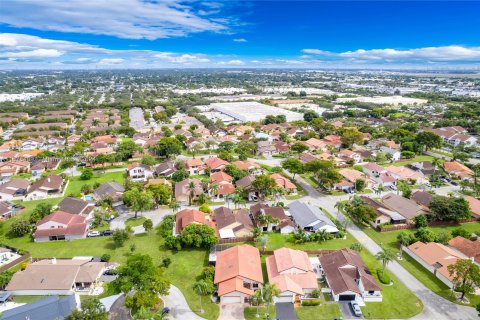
[349,301,363,317]
[87,231,101,237]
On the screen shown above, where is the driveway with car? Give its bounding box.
[339,301,363,319]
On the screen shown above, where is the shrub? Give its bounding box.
[10,219,31,237]
[301,300,321,306]
[101,254,111,262]
[376,268,391,284]
[112,229,130,247]
[311,289,321,298]
[198,203,212,213]
[79,168,94,180]
[451,228,471,239]
[414,215,428,228]
[200,266,215,281]
[161,257,171,268]
[350,242,363,252]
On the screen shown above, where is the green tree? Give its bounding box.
[252,174,277,201]
[414,227,437,243]
[29,202,53,223]
[123,187,153,218]
[66,298,108,320]
[143,219,153,232]
[116,140,141,161]
[414,215,428,228]
[180,224,217,248]
[251,288,263,318]
[192,279,214,314]
[112,254,170,312]
[261,283,280,317]
[141,154,157,166]
[10,219,31,237]
[340,127,363,148]
[447,259,480,300]
[305,160,341,189]
[303,111,319,122]
[281,158,304,179]
[171,169,189,182]
[429,196,471,222]
[147,184,172,206]
[112,229,130,247]
[376,249,396,277]
[415,131,443,151]
[79,168,94,180]
[0,270,13,290]
[290,142,309,153]
[154,137,183,158]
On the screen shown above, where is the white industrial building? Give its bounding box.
[209,101,303,123]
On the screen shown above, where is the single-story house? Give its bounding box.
[34,211,88,242]
[57,197,95,221]
[26,175,64,200]
[214,206,253,239]
[0,295,80,320]
[0,178,29,201]
[361,196,407,228]
[93,182,125,206]
[381,193,426,222]
[175,208,216,235]
[287,201,338,233]
[174,178,204,204]
[448,236,480,264]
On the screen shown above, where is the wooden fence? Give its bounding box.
[218,236,254,244]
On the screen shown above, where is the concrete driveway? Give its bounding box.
[161,285,206,320]
[218,303,245,320]
[339,302,362,320]
[110,207,172,234]
[276,302,298,320]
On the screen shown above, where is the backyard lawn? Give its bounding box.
[65,171,125,196]
[296,304,341,320]
[390,155,436,167]
[266,233,356,251]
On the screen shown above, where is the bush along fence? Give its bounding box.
[377,217,480,232]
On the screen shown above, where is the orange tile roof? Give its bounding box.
[465,196,480,218]
[270,173,296,190]
[175,209,214,234]
[205,157,229,170]
[448,236,480,263]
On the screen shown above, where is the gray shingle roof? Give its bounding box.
[0,295,78,320]
[287,200,336,230]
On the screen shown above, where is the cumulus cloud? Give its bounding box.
[154,53,210,64]
[218,59,245,65]
[301,45,480,63]
[0,0,229,40]
[99,58,124,65]
[233,38,247,42]
[1,49,64,58]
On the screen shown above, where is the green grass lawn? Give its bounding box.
[391,155,436,167]
[125,217,147,228]
[359,250,423,319]
[266,233,356,251]
[244,305,275,320]
[296,304,341,320]
[361,222,480,307]
[65,171,125,196]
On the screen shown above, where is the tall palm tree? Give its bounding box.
[192,279,212,314]
[251,289,263,318]
[261,283,280,317]
[258,235,269,253]
[188,181,196,206]
[376,249,396,277]
[264,215,280,232]
[210,184,219,199]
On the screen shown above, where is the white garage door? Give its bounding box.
[275,295,294,303]
[221,296,242,304]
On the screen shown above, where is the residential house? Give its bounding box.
[67,134,81,146]
[127,163,154,182]
[404,241,463,288]
[408,161,435,176]
[361,196,407,228]
[338,149,362,164]
[257,141,277,157]
[26,175,64,200]
[411,191,433,212]
[379,146,401,161]
[154,161,177,177]
[57,197,95,222]
[31,158,61,177]
[0,201,14,219]
[288,201,338,233]
[174,208,216,235]
[319,249,382,302]
[185,158,204,175]
[174,178,203,204]
[90,135,118,146]
[303,138,326,151]
[464,196,480,218]
[382,193,426,222]
[448,236,480,264]
[266,248,318,303]
[34,211,88,242]
[431,126,477,147]
[6,258,106,295]
[236,175,258,201]
[363,162,396,187]
[214,245,263,303]
[93,182,125,206]
[250,204,295,233]
[214,207,253,239]
[335,168,373,192]
[0,161,30,179]
[0,179,29,200]
[385,166,426,184]
[443,161,473,181]
[0,295,80,320]
[271,173,297,194]
[232,161,262,175]
[206,157,230,173]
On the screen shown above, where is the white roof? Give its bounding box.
[219,229,235,239]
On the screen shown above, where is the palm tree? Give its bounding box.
[224,194,233,208]
[251,289,263,318]
[334,201,347,220]
[315,229,330,242]
[376,249,396,277]
[192,279,212,314]
[209,184,219,199]
[261,283,280,317]
[169,201,180,214]
[258,235,269,253]
[188,181,196,206]
[264,215,280,232]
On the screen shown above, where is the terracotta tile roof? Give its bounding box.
[217,183,235,195]
[448,236,480,263]
[211,171,233,184]
[217,277,255,296]
[408,241,463,282]
[443,161,473,178]
[185,158,203,168]
[232,160,259,171]
[214,245,263,289]
[175,208,214,234]
[271,173,296,190]
[205,157,229,170]
[465,196,480,218]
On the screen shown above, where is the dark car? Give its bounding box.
[101,230,113,236]
[451,181,458,186]
[103,269,117,276]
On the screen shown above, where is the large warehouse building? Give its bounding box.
[210,101,303,123]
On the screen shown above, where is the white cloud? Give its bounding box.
[218,59,245,65]
[0,0,229,40]
[301,45,480,62]
[233,38,247,42]
[154,53,210,64]
[1,49,64,58]
[99,58,124,65]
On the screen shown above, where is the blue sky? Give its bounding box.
[1,1,480,69]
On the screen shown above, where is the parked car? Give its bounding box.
[101,230,113,236]
[349,301,363,317]
[451,181,458,186]
[87,231,101,237]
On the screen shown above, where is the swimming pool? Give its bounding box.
[84,195,94,201]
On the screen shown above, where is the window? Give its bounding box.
[253,283,259,288]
